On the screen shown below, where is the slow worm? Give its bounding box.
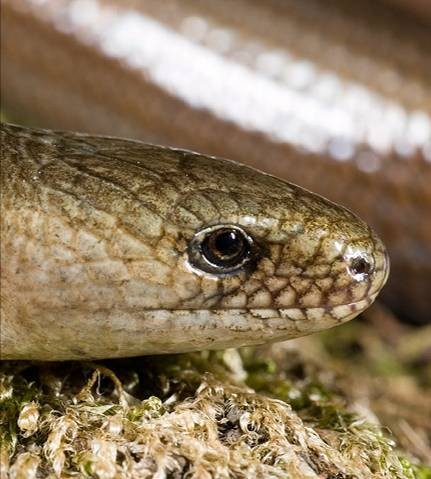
[1,122,388,359]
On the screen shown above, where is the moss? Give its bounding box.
[401,461,431,479]
[1,307,429,478]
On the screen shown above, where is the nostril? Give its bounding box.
[349,256,372,277]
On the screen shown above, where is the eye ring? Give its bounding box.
[187,224,260,276]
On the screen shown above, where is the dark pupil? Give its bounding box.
[202,229,247,266]
[214,231,244,258]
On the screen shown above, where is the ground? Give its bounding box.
[1,304,430,478]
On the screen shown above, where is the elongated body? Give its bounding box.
[0,123,388,360]
[0,0,430,323]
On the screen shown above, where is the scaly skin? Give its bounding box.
[0,123,389,360]
[0,0,430,323]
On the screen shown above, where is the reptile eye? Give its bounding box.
[349,256,372,277]
[202,228,248,267]
[188,224,259,275]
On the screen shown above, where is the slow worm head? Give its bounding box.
[1,123,389,360]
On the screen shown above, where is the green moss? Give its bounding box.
[407,463,431,479]
[1,315,429,477]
